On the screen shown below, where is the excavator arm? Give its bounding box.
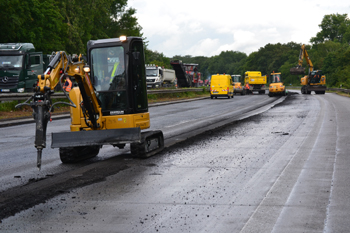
[290,44,313,75]
[16,51,102,170]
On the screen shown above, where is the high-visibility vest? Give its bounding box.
[63,78,72,92]
[110,62,120,83]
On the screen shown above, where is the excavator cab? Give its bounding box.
[271,73,281,83]
[88,38,148,116]
[309,70,322,84]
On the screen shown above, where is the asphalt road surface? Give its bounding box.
[1,92,350,232]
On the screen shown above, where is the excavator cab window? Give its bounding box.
[271,74,281,83]
[90,46,128,114]
[309,70,322,84]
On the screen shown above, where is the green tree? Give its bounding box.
[145,49,171,68]
[310,13,350,45]
[0,0,65,53]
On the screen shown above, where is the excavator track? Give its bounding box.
[130,130,164,158]
[59,145,100,163]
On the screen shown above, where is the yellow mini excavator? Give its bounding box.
[16,36,164,170]
[290,44,326,94]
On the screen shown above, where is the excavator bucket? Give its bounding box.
[290,67,305,75]
[51,128,141,148]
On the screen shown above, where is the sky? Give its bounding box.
[128,0,350,58]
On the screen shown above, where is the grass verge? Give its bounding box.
[0,88,210,120]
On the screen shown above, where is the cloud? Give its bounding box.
[129,0,350,57]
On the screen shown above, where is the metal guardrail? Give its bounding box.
[0,88,205,102]
[328,88,350,94]
[287,86,350,94]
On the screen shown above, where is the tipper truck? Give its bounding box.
[244,71,267,94]
[0,43,48,93]
[145,64,176,88]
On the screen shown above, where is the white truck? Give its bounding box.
[145,64,176,88]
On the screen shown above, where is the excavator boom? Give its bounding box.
[290,44,313,75]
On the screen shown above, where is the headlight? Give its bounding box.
[74,66,80,73]
[17,88,25,93]
[83,65,90,73]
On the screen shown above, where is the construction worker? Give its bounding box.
[63,77,72,92]
[245,83,250,95]
[100,50,125,90]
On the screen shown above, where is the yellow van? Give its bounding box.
[210,74,234,99]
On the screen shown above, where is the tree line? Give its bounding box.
[0,0,142,54]
[1,3,349,88]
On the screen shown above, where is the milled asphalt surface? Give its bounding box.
[1,92,350,232]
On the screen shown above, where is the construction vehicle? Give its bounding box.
[0,43,49,93]
[244,71,267,94]
[290,44,326,94]
[268,72,286,97]
[145,64,176,88]
[210,74,234,99]
[170,60,201,87]
[16,36,164,170]
[231,74,245,95]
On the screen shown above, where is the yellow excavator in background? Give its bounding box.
[268,72,286,97]
[290,44,326,94]
[16,36,164,170]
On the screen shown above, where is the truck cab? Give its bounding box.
[145,64,163,88]
[0,43,46,93]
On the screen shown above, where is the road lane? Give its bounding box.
[2,92,350,232]
[0,94,279,192]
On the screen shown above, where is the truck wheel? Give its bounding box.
[227,95,230,99]
[211,95,213,99]
[59,145,100,163]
